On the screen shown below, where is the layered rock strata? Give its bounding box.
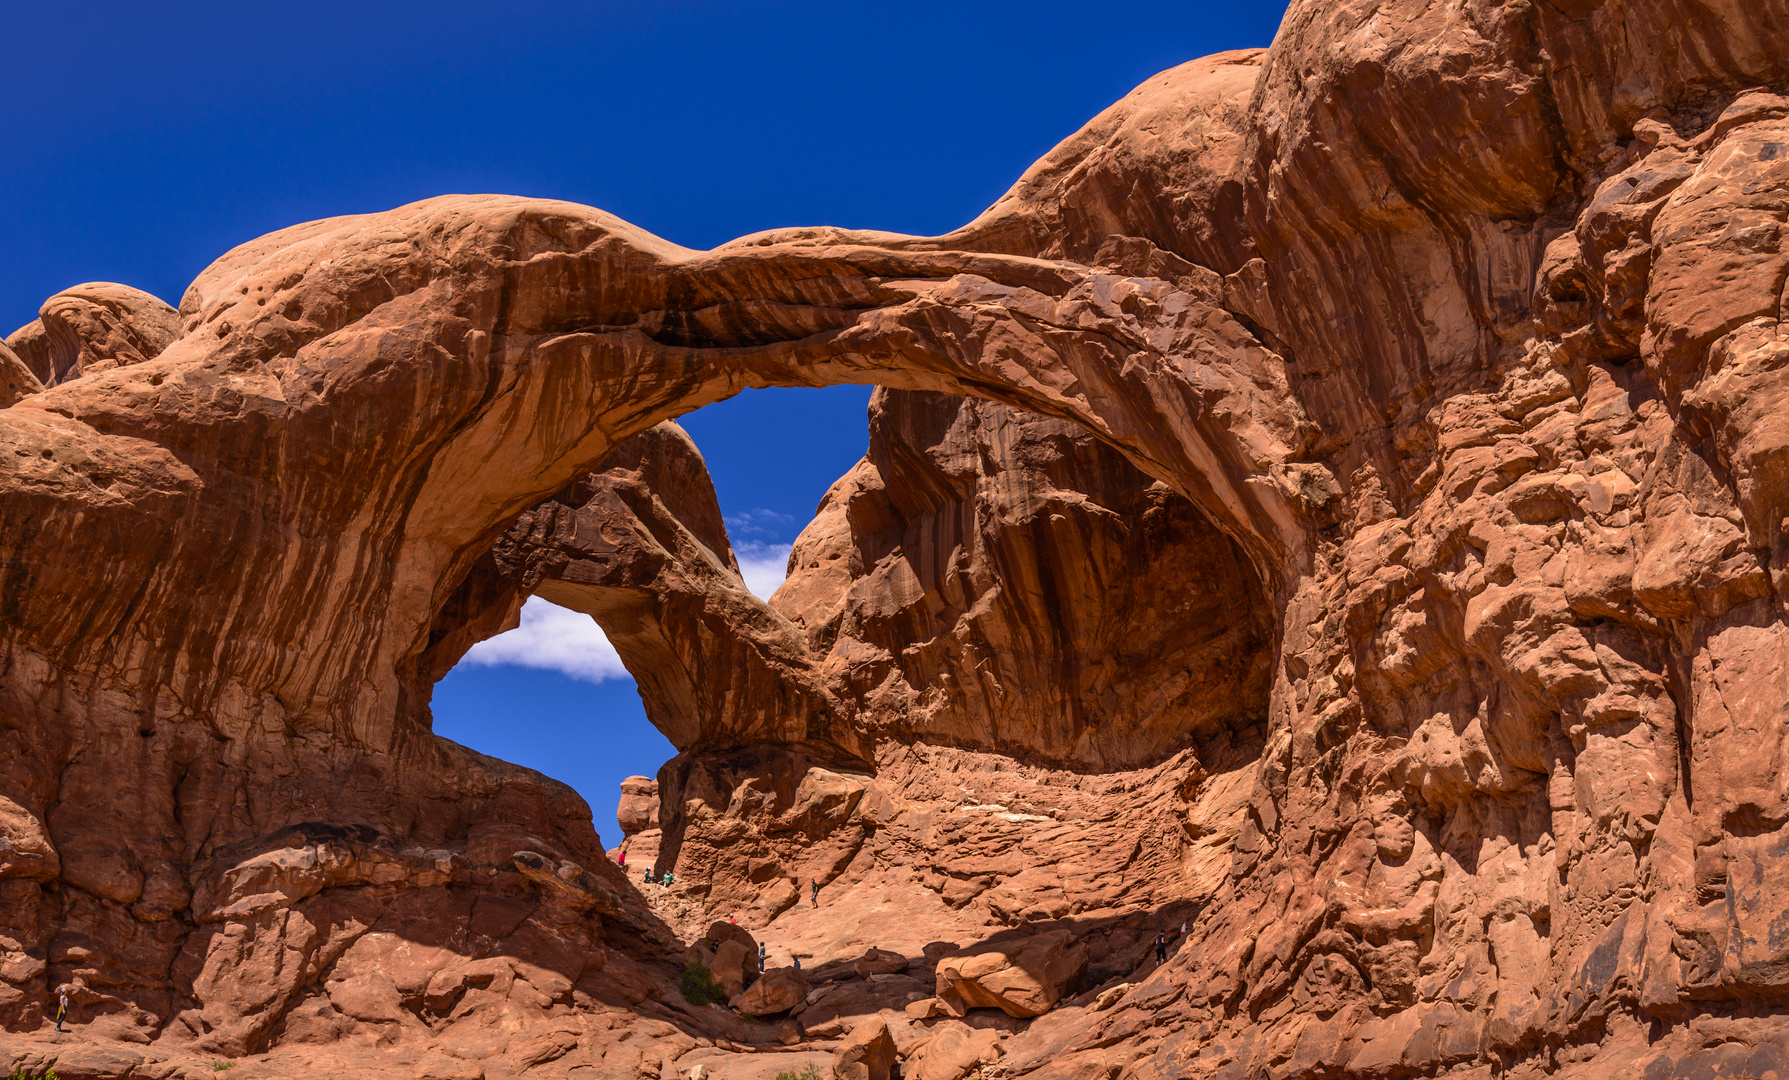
[5,0,1789,1077]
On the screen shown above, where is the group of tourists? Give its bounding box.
[616,845,675,887]
[616,845,825,906]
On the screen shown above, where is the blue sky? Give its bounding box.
[3,1,1289,843]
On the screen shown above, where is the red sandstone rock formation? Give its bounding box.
[773,387,1273,770]
[6,1,1789,1077]
[833,1014,898,1080]
[617,778,660,838]
[4,282,179,386]
[0,342,41,409]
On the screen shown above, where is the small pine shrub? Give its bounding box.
[679,961,728,1006]
[771,1065,825,1080]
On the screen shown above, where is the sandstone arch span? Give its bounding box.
[0,189,1313,758]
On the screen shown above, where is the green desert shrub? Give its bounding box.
[679,961,728,1006]
[771,1065,825,1080]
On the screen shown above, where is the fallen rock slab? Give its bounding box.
[733,966,811,1017]
[935,930,1088,1018]
[904,1020,1003,1080]
[834,1015,898,1080]
[852,948,908,978]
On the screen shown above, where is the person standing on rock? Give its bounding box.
[53,985,68,1032]
[618,848,627,869]
[810,879,820,906]
[758,942,766,972]
[1155,932,1167,964]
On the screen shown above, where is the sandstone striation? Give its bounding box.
[773,387,1274,769]
[4,282,180,386]
[7,1,1789,1078]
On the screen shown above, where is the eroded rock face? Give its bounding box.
[774,387,1274,770]
[618,777,660,837]
[5,282,179,386]
[418,419,840,754]
[8,1,1789,1077]
[0,342,42,408]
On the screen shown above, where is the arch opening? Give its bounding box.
[419,378,1277,824]
[416,376,1279,943]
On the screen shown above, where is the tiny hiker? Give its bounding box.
[53,984,68,1032]
[1155,931,1168,964]
[810,879,820,906]
[758,942,766,972]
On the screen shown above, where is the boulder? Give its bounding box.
[852,948,908,978]
[731,966,809,1017]
[833,1015,898,1080]
[686,937,756,999]
[906,998,948,1020]
[685,919,758,986]
[705,919,758,951]
[903,1021,1002,1080]
[935,930,1088,1018]
[618,776,660,835]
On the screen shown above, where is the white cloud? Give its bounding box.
[459,596,630,683]
[457,542,793,683]
[736,541,793,601]
[726,509,797,539]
